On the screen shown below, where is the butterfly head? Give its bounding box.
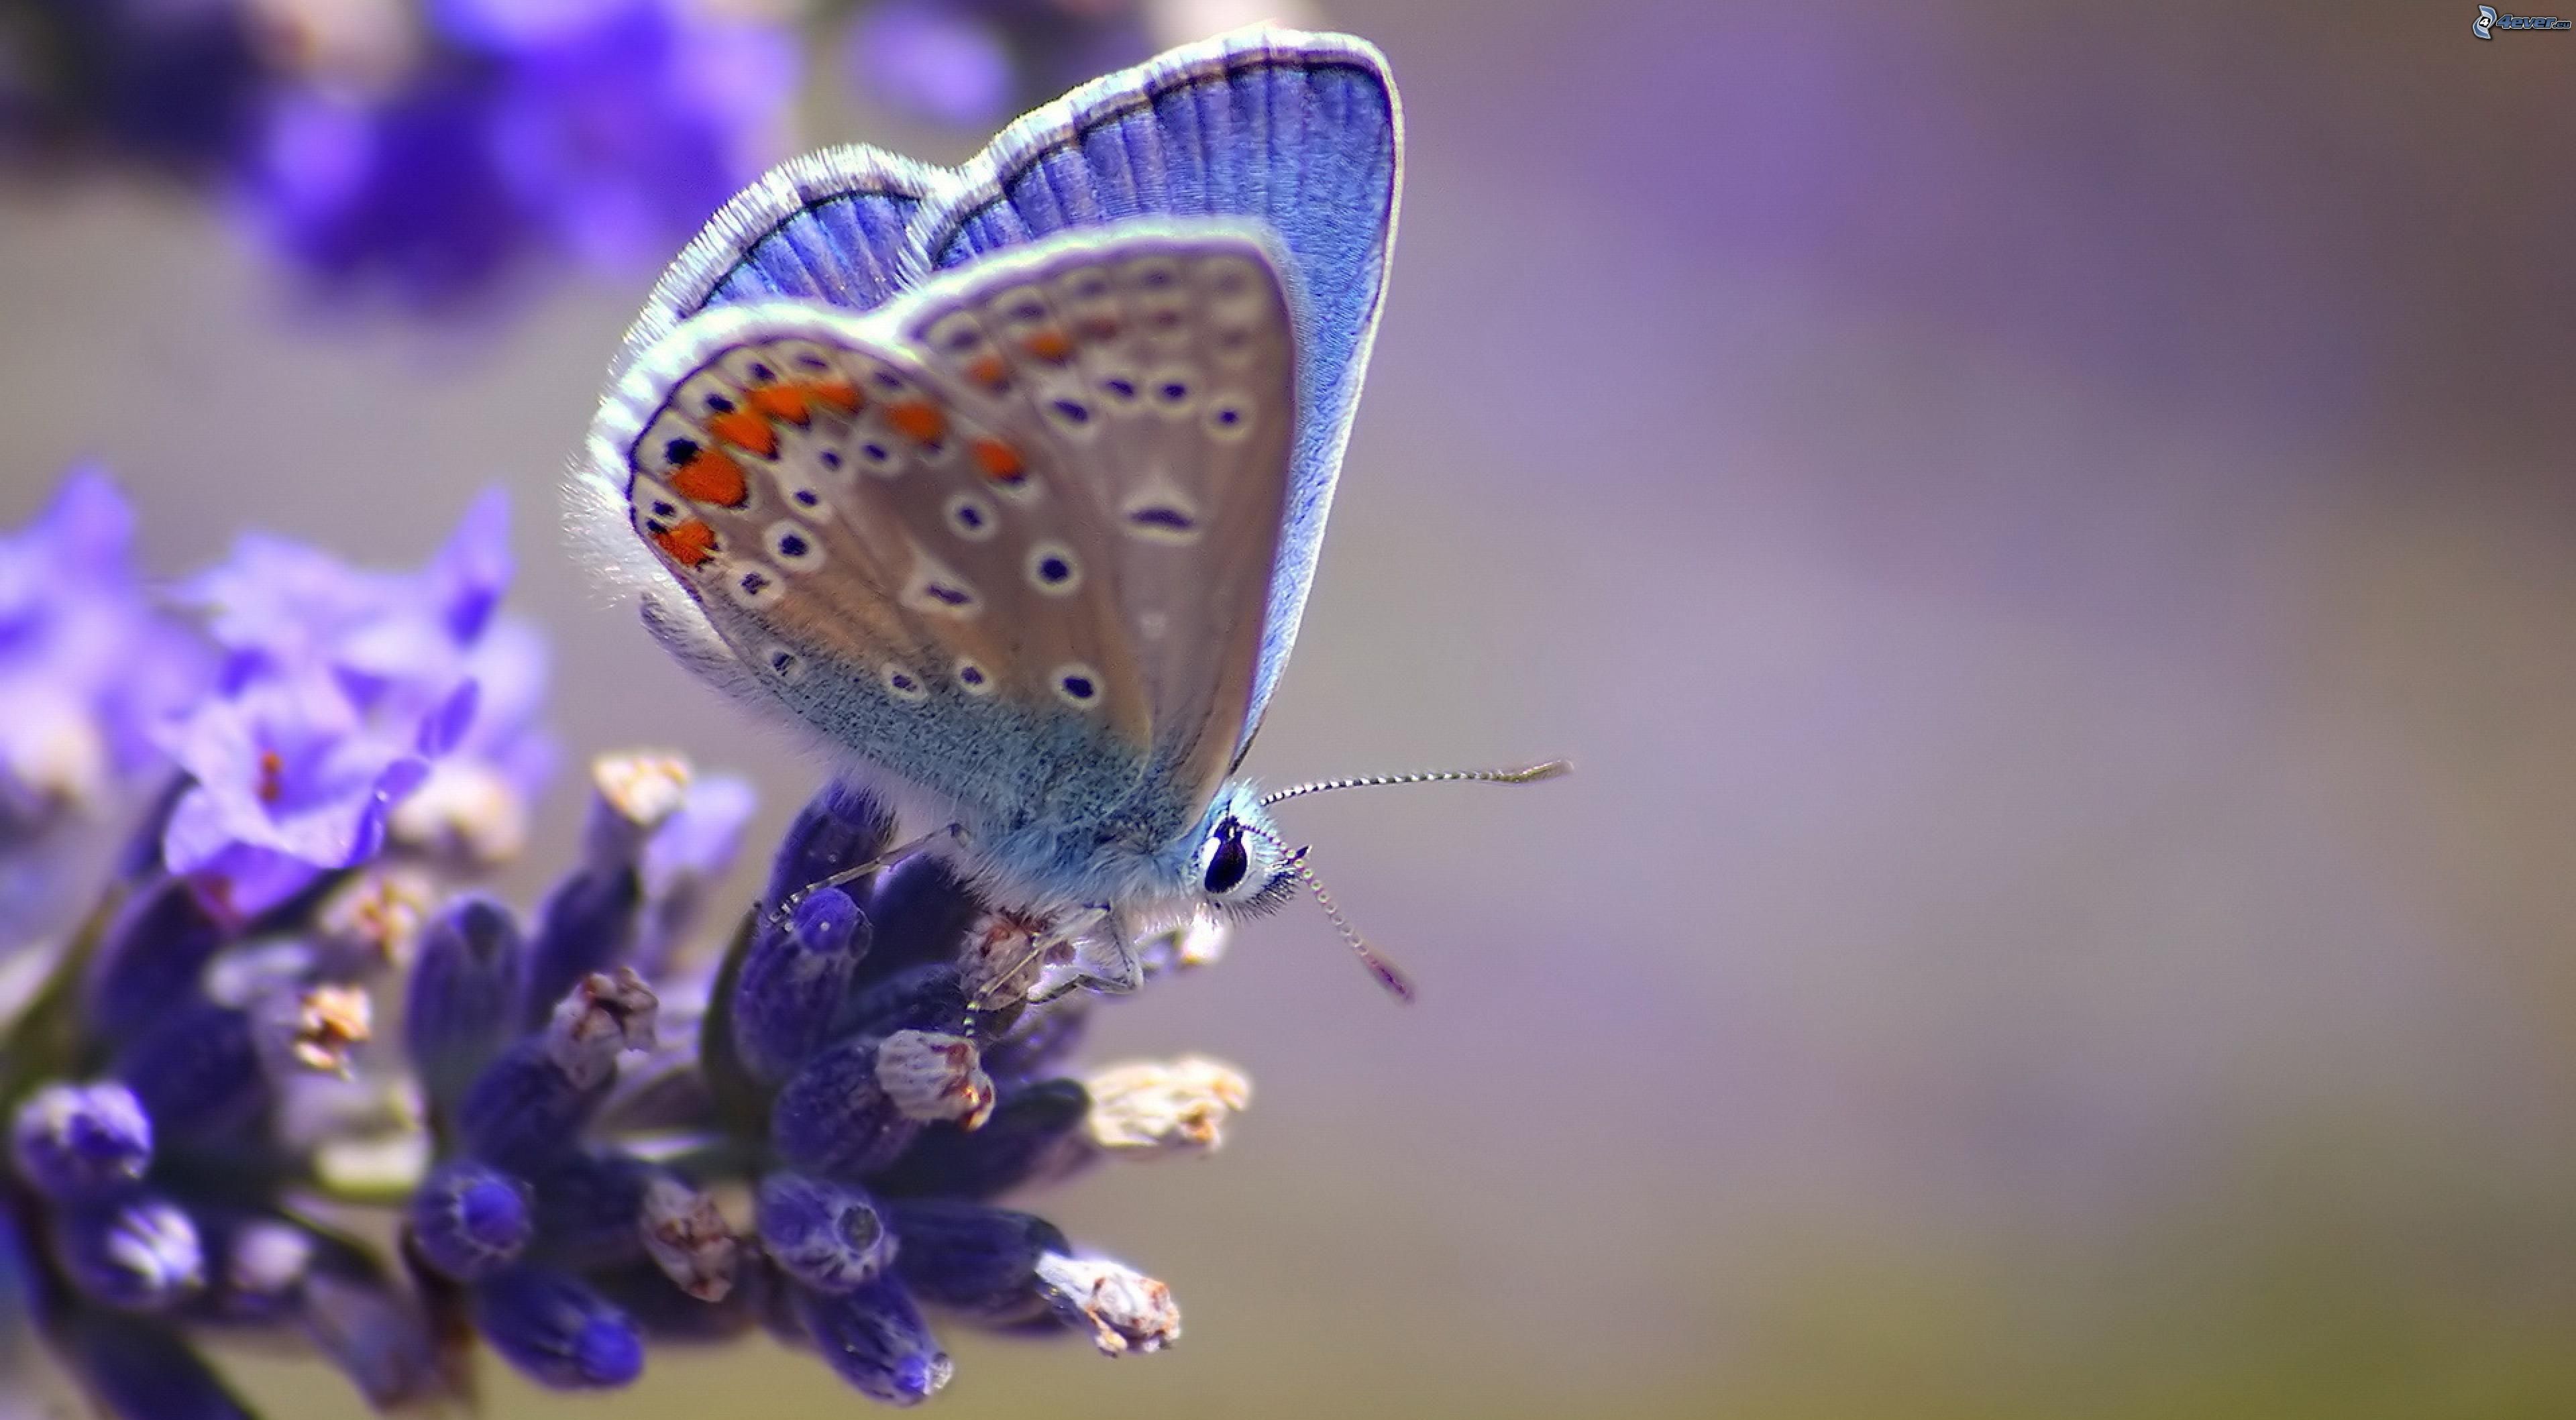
[1184,783,1299,918]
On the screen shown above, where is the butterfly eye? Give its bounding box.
[1201,821,1250,895]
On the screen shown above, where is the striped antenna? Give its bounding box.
[1238,823,1415,1004]
[1258,760,1570,809]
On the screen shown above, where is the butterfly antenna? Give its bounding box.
[1258,760,1571,808]
[1240,823,1415,1003]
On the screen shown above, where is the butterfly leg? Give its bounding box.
[1022,926,1144,1006]
[967,906,1141,1015]
[771,823,967,924]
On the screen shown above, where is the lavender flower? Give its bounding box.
[455,0,799,275]
[843,0,1154,129]
[1,485,1244,1417]
[164,488,552,911]
[0,471,210,975]
[156,671,431,920]
[245,0,794,312]
[845,0,1016,129]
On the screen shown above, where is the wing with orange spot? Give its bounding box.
[890,222,1296,818]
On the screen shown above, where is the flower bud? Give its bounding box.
[794,1276,951,1407]
[873,1079,1091,1202]
[52,1195,204,1312]
[883,1200,1068,1320]
[199,1215,315,1324]
[769,1036,918,1181]
[1081,1056,1252,1157]
[765,781,896,908]
[405,895,524,1111]
[526,1150,659,1268]
[640,1175,738,1303]
[1034,1252,1181,1356]
[409,1161,534,1281]
[852,855,982,982]
[757,1172,894,1295]
[875,1031,994,1129]
[112,1003,267,1147]
[731,886,871,1085]
[299,1259,446,1409]
[469,1266,645,1390]
[979,1002,1091,1085]
[519,864,641,1032]
[83,874,231,1041]
[835,963,972,1042]
[11,1081,153,1201]
[458,971,654,1172]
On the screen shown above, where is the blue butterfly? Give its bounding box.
[576,28,1561,1003]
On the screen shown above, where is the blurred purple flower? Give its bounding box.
[0,0,264,170]
[244,0,793,310]
[843,0,1157,127]
[846,0,1015,129]
[165,489,555,902]
[0,470,209,837]
[158,669,431,918]
[470,0,797,274]
[244,70,536,314]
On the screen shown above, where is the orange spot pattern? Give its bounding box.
[670,448,749,507]
[805,378,862,415]
[747,385,812,425]
[1020,327,1073,364]
[885,399,947,443]
[1075,315,1120,342]
[964,353,1008,390]
[705,410,777,459]
[653,519,719,567]
[969,438,1025,484]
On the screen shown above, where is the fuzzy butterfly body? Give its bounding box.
[577,28,1408,995]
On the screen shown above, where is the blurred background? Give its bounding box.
[5,0,2575,1415]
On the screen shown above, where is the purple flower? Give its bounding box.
[471,0,798,274]
[843,0,1154,130]
[244,0,794,310]
[845,1,1015,129]
[0,470,209,836]
[171,490,555,889]
[157,671,428,917]
[411,1160,535,1281]
[469,1265,645,1390]
[10,1083,154,1202]
[244,70,538,314]
[178,486,509,698]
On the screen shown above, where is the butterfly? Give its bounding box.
[575,28,1562,1003]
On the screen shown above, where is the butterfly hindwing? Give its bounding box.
[891,223,1297,819]
[908,28,1401,755]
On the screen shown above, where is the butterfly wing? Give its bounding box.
[579,148,953,691]
[889,223,1297,822]
[907,27,1401,759]
[610,146,953,381]
[586,222,1295,852]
